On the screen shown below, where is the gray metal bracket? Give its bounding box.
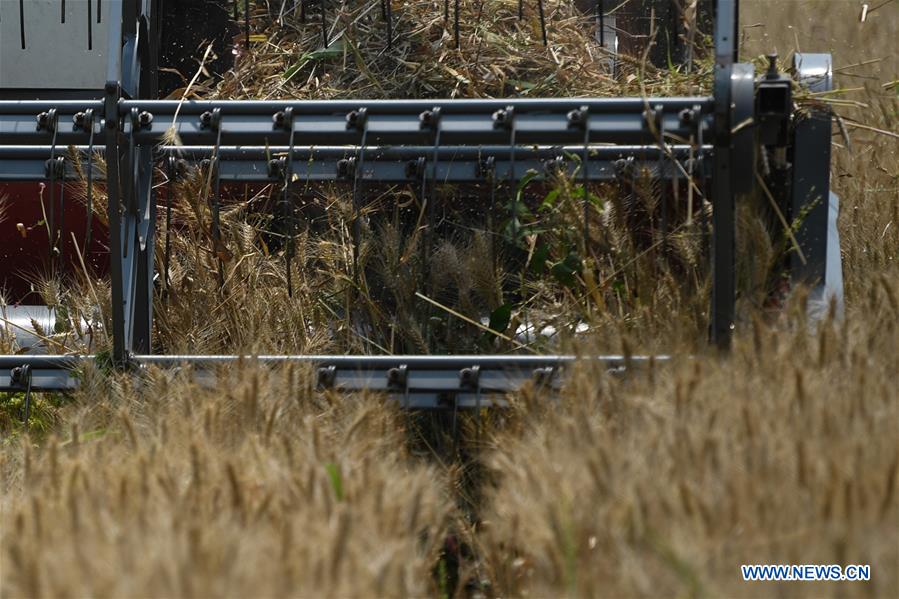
[792,53,843,320]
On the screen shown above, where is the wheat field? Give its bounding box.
[1,1,897,597]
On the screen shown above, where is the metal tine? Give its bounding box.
[61,0,66,23]
[695,106,709,244]
[427,108,442,261]
[582,108,590,254]
[46,109,59,265]
[454,0,460,48]
[656,106,668,243]
[486,157,497,270]
[97,0,101,24]
[88,0,93,49]
[518,0,523,20]
[350,109,369,287]
[19,365,33,426]
[597,0,604,47]
[474,366,482,449]
[59,157,66,266]
[282,108,297,297]
[503,107,518,237]
[19,0,27,48]
[320,0,328,47]
[85,110,95,251]
[537,0,547,46]
[122,109,141,262]
[164,154,175,294]
[386,0,393,49]
[211,126,225,288]
[245,0,251,49]
[424,107,442,347]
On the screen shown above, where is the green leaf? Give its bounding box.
[550,253,583,287]
[507,79,537,91]
[488,303,513,334]
[324,462,344,501]
[529,243,551,274]
[283,41,344,81]
[516,169,540,200]
[307,40,345,61]
[571,185,604,208]
[540,188,561,212]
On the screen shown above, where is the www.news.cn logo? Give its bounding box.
[742,564,871,582]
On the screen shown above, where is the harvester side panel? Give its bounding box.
[0,0,112,93]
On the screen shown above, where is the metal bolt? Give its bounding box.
[492,107,513,129]
[766,53,779,79]
[532,366,555,386]
[346,108,367,130]
[10,366,25,384]
[405,158,424,178]
[199,111,213,128]
[138,111,153,128]
[387,365,408,386]
[459,365,480,387]
[546,155,566,172]
[36,111,50,130]
[567,106,588,128]
[419,107,440,130]
[336,158,355,178]
[268,157,286,178]
[317,365,337,389]
[478,156,496,178]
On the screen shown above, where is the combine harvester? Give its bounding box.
[0,1,842,412]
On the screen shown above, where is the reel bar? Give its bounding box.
[0,144,711,183]
[0,97,714,148]
[0,354,670,408]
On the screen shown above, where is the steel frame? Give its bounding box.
[0,1,836,406]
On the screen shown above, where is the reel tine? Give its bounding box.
[583,131,590,253]
[386,0,393,49]
[212,158,225,287]
[537,0,547,46]
[598,0,604,47]
[164,154,175,294]
[320,0,328,47]
[283,108,297,298]
[245,0,251,50]
[454,0,460,48]
[85,110,95,252]
[59,159,66,266]
[350,108,369,288]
